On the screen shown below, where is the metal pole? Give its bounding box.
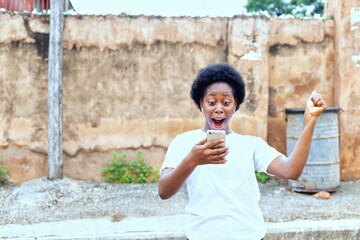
[48,0,64,179]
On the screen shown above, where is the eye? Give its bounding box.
[223,101,230,106]
[208,100,216,106]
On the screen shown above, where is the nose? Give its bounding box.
[214,104,224,113]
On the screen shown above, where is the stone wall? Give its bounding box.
[0,3,359,183]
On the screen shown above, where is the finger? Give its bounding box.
[208,154,228,163]
[214,147,229,155]
[310,90,317,97]
[310,91,328,108]
[311,91,321,102]
[198,138,207,145]
[313,98,322,106]
[310,90,317,99]
[307,91,316,107]
[317,99,327,109]
[321,100,327,109]
[211,159,227,164]
[208,148,229,160]
[207,139,225,149]
[312,95,326,108]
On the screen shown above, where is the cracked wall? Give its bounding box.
[325,0,360,180]
[267,19,336,155]
[0,14,229,183]
[0,10,358,183]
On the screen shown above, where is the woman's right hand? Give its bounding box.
[158,138,228,199]
[187,138,229,166]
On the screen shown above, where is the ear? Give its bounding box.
[199,99,204,111]
[234,99,238,111]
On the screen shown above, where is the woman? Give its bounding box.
[158,63,327,240]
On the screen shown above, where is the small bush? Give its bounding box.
[101,150,159,184]
[0,157,9,183]
[255,171,272,183]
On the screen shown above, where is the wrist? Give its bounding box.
[183,154,198,170]
[303,114,317,128]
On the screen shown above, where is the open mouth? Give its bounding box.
[212,118,226,129]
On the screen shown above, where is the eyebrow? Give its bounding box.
[207,91,231,96]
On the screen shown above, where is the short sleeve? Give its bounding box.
[161,137,180,172]
[253,137,284,175]
[160,134,194,173]
[160,130,204,174]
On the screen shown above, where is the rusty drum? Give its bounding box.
[285,107,342,193]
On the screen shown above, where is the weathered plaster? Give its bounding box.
[269,18,334,46]
[325,0,360,180]
[1,8,359,182]
[228,17,270,139]
[62,15,228,51]
[267,38,335,154]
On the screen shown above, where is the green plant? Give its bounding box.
[246,0,324,18]
[255,171,272,183]
[0,157,9,183]
[101,150,159,184]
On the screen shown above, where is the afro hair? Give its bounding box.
[190,63,245,111]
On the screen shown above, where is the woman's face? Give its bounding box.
[200,82,237,134]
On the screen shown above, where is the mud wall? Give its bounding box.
[325,0,360,180]
[267,18,335,155]
[0,5,358,183]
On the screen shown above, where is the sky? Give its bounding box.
[70,0,248,17]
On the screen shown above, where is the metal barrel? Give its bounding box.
[285,107,342,193]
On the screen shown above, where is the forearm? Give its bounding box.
[286,115,317,178]
[158,155,197,199]
[268,91,327,179]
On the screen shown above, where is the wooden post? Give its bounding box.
[64,0,68,11]
[48,0,64,180]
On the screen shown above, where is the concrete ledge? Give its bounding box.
[0,215,187,240]
[1,215,360,240]
[266,219,360,240]
[2,179,360,240]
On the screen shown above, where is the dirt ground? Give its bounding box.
[1,177,360,226]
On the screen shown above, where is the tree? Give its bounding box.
[48,0,64,179]
[245,0,324,17]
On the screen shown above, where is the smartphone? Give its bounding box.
[207,130,226,148]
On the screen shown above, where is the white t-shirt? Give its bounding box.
[161,129,283,240]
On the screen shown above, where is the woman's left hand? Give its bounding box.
[306,90,327,117]
[267,91,327,179]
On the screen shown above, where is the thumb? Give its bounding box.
[198,138,207,145]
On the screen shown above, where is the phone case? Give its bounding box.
[207,130,226,148]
